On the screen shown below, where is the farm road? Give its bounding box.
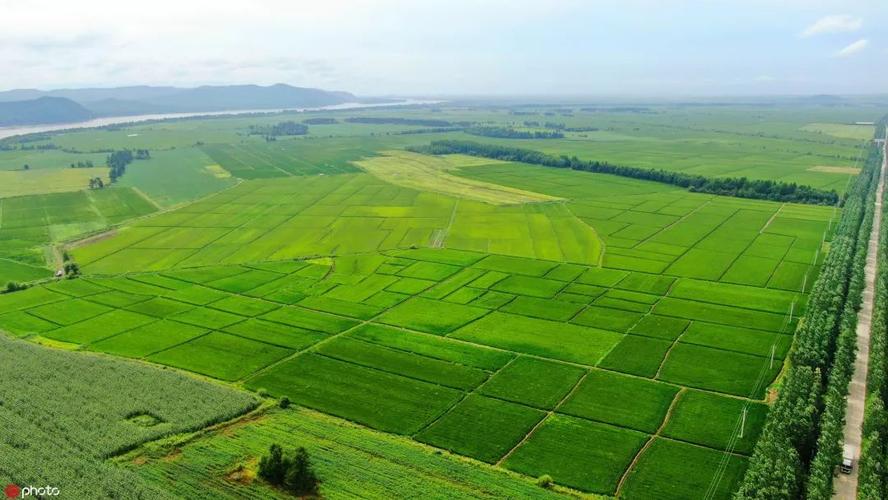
[833,138,885,499]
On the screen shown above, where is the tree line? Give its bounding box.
[248,121,309,138]
[858,117,888,499]
[302,117,338,125]
[465,126,564,139]
[345,117,455,127]
[107,149,150,183]
[736,138,883,499]
[409,139,841,205]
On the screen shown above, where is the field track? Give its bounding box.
[834,139,886,499]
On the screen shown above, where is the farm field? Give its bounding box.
[2,242,804,496]
[0,102,874,499]
[0,166,109,198]
[126,406,570,499]
[0,334,256,498]
[0,187,157,277]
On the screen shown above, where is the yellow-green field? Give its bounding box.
[355,151,560,205]
[800,122,874,141]
[0,167,109,198]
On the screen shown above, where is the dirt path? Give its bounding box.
[833,139,886,499]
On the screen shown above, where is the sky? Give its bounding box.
[0,0,885,97]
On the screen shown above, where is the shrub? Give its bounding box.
[536,474,554,488]
[279,396,290,409]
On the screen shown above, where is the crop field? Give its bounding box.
[0,166,109,198]
[355,150,560,204]
[0,103,870,499]
[127,406,568,499]
[2,241,806,496]
[114,147,237,207]
[0,187,157,278]
[0,334,256,498]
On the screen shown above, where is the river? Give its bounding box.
[0,99,435,140]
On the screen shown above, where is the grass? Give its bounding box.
[416,394,545,463]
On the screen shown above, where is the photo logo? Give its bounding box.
[4,484,60,498]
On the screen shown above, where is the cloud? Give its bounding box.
[801,15,862,37]
[835,39,868,58]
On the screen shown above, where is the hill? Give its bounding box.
[0,96,93,126]
[0,84,358,120]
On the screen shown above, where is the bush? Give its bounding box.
[4,282,29,293]
[536,474,554,488]
[279,396,290,409]
[256,388,269,398]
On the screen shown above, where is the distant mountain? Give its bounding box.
[0,84,358,125]
[135,84,356,113]
[0,97,93,127]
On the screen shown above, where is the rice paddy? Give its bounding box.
[0,103,867,499]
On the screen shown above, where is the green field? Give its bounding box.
[0,102,872,498]
[0,334,256,498]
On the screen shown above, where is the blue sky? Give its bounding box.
[0,0,884,96]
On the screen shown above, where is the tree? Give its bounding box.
[63,262,80,278]
[22,164,29,170]
[283,447,319,496]
[258,444,320,496]
[258,444,287,485]
[4,282,28,293]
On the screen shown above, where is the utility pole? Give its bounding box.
[739,406,747,439]
[769,344,776,370]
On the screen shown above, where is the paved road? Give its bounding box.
[833,138,886,499]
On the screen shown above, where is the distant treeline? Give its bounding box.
[581,106,653,113]
[393,127,464,135]
[410,140,841,205]
[345,117,455,127]
[248,121,309,137]
[107,149,150,182]
[302,117,338,125]
[523,121,600,132]
[465,127,564,139]
[70,160,95,168]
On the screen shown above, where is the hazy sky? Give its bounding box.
[1,0,885,96]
